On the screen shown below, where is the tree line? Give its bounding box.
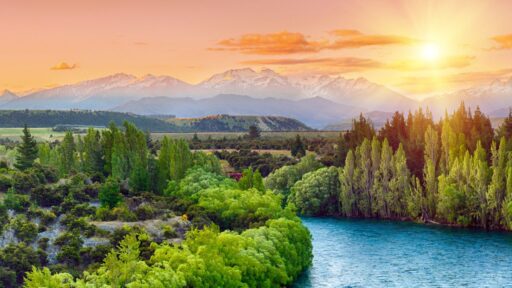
[268,104,512,230]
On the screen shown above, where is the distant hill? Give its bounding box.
[167,114,312,132]
[113,94,360,128]
[0,110,310,133]
[0,110,183,132]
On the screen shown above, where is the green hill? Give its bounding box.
[166,114,312,132]
[0,110,312,132]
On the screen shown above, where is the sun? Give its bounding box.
[421,43,441,61]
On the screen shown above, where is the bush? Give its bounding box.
[3,188,31,212]
[134,203,155,220]
[0,243,43,285]
[11,171,40,194]
[162,225,178,238]
[11,215,38,243]
[30,186,65,207]
[61,215,96,237]
[99,178,123,209]
[0,204,8,234]
[95,203,136,222]
[0,174,11,192]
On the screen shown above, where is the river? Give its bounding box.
[294,217,512,288]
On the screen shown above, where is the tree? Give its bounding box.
[291,135,306,158]
[497,108,512,140]
[247,125,261,139]
[59,131,76,174]
[157,136,172,193]
[14,124,38,170]
[238,167,265,192]
[289,167,340,216]
[99,177,123,209]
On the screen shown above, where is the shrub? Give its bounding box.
[0,174,11,192]
[30,186,65,207]
[134,203,155,220]
[11,171,40,194]
[3,188,31,212]
[0,243,43,285]
[11,215,38,243]
[162,225,178,238]
[99,177,123,209]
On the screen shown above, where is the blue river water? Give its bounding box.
[294,217,512,288]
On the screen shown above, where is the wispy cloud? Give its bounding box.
[490,34,512,49]
[242,55,473,73]
[212,30,416,55]
[50,62,77,70]
[242,57,383,72]
[328,30,417,49]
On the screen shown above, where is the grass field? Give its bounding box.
[0,127,343,142]
[0,128,67,141]
[152,130,342,140]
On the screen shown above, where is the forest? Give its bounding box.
[1,103,512,287]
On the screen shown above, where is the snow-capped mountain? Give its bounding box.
[1,68,417,112]
[197,68,301,99]
[422,78,512,117]
[290,74,416,112]
[0,90,18,105]
[2,73,193,110]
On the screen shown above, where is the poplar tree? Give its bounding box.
[59,131,76,174]
[339,150,356,216]
[423,125,439,220]
[487,137,508,226]
[157,136,172,193]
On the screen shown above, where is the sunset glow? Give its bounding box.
[1,0,512,98]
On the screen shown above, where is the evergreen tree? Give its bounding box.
[14,124,38,170]
[291,134,306,158]
[498,109,512,143]
[247,125,261,139]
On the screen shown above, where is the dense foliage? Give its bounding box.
[0,121,312,287]
[279,105,512,230]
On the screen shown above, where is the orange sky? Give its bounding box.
[1,0,512,98]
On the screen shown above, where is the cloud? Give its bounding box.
[242,55,473,73]
[242,57,383,72]
[50,62,77,70]
[211,31,324,55]
[328,30,417,49]
[490,34,512,49]
[213,30,415,55]
[133,41,148,46]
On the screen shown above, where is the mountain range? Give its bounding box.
[1,68,511,128]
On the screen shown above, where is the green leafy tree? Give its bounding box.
[289,166,340,216]
[14,124,38,170]
[99,177,123,209]
[59,131,76,175]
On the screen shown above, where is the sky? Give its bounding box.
[1,0,512,98]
